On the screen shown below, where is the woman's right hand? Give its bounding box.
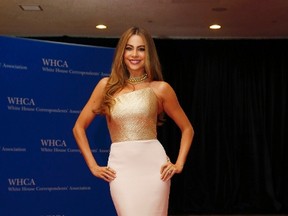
[90,165,116,182]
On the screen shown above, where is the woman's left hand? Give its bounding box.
[160,161,182,181]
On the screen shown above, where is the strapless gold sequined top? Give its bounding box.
[107,88,158,143]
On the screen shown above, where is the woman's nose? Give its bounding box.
[132,49,138,57]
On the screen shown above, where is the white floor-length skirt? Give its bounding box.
[108,139,171,216]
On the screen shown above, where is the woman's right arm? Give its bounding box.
[72,77,116,182]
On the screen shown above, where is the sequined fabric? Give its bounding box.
[107,88,157,142]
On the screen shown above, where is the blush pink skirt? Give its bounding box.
[107,139,171,216]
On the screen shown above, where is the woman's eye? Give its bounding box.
[125,46,133,51]
[139,47,145,51]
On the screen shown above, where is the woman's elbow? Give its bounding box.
[187,124,194,138]
[72,122,81,137]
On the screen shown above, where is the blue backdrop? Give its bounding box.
[0,36,116,216]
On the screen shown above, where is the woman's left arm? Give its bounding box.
[158,82,194,181]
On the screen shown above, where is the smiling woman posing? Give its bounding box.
[73,26,194,216]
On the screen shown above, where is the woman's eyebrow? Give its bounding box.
[126,44,145,47]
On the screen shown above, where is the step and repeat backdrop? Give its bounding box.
[0,36,116,216]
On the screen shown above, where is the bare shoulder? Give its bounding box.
[149,81,175,98]
[149,81,179,113]
[92,77,109,92]
[97,77,109,87]
[89,77,109,100]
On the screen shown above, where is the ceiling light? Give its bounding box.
[19,5,43,11]
[96,24,107,30]
[209,24,221,30]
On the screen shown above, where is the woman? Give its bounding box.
[73,26,194,216]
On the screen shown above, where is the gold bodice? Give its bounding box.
[107,88,158,143]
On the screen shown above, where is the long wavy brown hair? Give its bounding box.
[99,26,164,116]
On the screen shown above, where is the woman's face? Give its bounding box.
[124,34,146,75]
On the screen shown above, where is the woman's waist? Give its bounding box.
[109,130,157,143]
[108,139,167,167]
[111,135,157,143]
[108,120,157,143]
[111,138,158,145]
[109,139,165,158]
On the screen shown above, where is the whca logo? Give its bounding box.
[42,58,69,68]
[8,178,36,186]
[7,97,35,106]
[41,139,67,147]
